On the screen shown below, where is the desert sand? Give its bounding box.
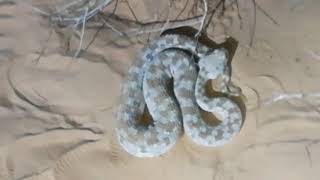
[0,0,320,179]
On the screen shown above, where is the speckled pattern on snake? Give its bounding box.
[116,34,243,157]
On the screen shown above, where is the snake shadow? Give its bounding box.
[161,26,247,127]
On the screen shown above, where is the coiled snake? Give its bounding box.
[116,34,243,157]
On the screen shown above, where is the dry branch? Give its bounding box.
[86,13,204,36]
[263,92,320,106]
[50,0,114,25]
[194,0,208,37]
[73,7,88,58]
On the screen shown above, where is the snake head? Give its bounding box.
[198,49,229,79]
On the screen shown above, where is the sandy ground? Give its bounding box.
[1,0,320,179]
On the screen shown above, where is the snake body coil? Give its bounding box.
[116,34,242,157]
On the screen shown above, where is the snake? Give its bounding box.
[116,34,243,157]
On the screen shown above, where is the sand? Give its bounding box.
[0,0,320,179]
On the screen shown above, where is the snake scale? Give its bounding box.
[116,34,243,157]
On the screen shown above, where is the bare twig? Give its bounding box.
[88,0,228,37]
[124,0,139,22]
[175,0,190,20]
[263,92,320,106]
[55,0,83,13]
[100,16,125,36]
[35,28,53,64]
[249,0,257,47]
[190,0,200,16]
[221,0,226,11]
[202,0,225,34]
[86,13,205,37]
[160,1,174,34]
[84,21,106,51]
[194,0,208,37]
[160,16,171,35]
[16,1,50,16]
[95,0,231,37]
[73,7,88,58]
[255,1,279,26]
[111,0,119,15]
[97,11,200,26]
[233,0,243,29]
[125,16,203,36]
[305,146,313,167]
[82,0,120,51]
[50,0,114,25]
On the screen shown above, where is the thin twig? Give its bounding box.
[234,0,243,29]
[160,16,171,35]
[98,13,136,45]
[124,0,139,22]
[202,0,225,33]
[262,92,320,106]
[194,0,208,37]
[84,21,106,51]
[222,0,226,11]
[84,0,232,38]
[89,2,226,37]
[50,0,114,25]
[83,0,120,51]
[100,16,125,36]
[16,1,50,16]
[246,138,320,151]
[86,14,204,36]
[74,7,88,58]
[305,146,313,167]
[55,0,83,13]
[125,16,203,36]
[249,0,257,47]
[35,28,53,64]
[175,0,189,20]
[98,12,198,26]
[255,1,279,26]
[160,1,173,34]
[111,0,119,15]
